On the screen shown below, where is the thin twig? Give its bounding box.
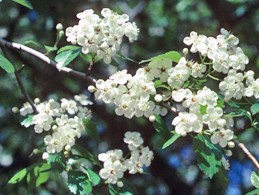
[1,46,38,113]
[235,140,259,170]
[0,38,96,84]
[14,68,38,113]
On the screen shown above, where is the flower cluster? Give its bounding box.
[65,8,139,64]
[98,131,153,187]
[88,69,168,119]
[17,94,92,159]
[88,28,259,152]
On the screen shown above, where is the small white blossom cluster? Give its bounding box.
[65,8,139,64]
[18,94,92,159]
[98,131,153,187]
[184,29,259,101]
[88,69,168,119]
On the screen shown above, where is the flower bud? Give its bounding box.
[227,141,235,148]
[183,48,188,56]
[56,23,63,31]
[12,107,19,113]
[149,115,156,122]
[117,181,124,188]
[154,94,163,102]
[88,85,96,93]
[34,98,40,104]
[225,150,232,157]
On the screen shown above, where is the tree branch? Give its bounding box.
[0,38,96,84]
[235,141,259,170]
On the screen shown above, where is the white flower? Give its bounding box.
[172,112,203,136]
[109,70,132,85]
[74,94,92,106]
[244,78,259,98]
[172,88,192,102]
[123,131,144,149]
[61,99,78,115]
[148,58,172,82]
[221,157,230,170]
[202,106,223,131]
[183,31,208,55]
[211,129,234,147]
[19,102,33,116]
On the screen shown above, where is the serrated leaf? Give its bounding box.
[67,171,92,195]
[162,133,181,149]
[55,48,81,68]
[8,168,27,184]
[153,115,171,141]
[193,134,222,178]
[83,118,100,142]
[251,171,259,188]
[251,103,259,115]
[47,153,66,172]
[85,168,100,186]
[140,51,181,64]
[0,54,15,73]
[21,115,33,128]
[12,0,33,9]
[57,45,81,54]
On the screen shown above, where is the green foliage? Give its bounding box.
[8,163,51,189]
[67,170,93,194]
[44,45,57,54]
[162,133,181,149]
[83,117,100,142]
[251,171,259,188]
[153,115,171,141]
[47,153,66,173]
[0,54,15,73]
[12,0,33,9]
[55,47,81,68]
[84,168,100,186]
[73,145,101,166]
[139,51,181,64]
[250,103,259,115]
[246,189,259,195]
[108,183,134,195]
[193,134,222,178]
[21,115,33,128]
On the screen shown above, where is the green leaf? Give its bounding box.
[73,145,100,166]
[108,183,134,195]
[21,115,33,128]
[162,133,181,149]
[26,163,51,188]
[246,189,259,195]
[251,103,259,115]
[24,40,42,48]
[251,171,259,188]
[12,0,33,9]
[199,105,208,115]
[85,168,100,186]
[0,54,15,73]
[55,47,81,68]
[8,168,27,184]
[116,53,138,63]
[140,51,182,64]
[44,45,57,53]
[67,171,92,195]
[83,118,100,142]
[57,45,81,54]
[47,153,66,172]
[153,115,171,141]
[193,134,222,178]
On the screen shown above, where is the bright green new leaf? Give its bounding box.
[153,115,171,141]
[67,171,92,195]
[57,45,81,54]
[12,0,33,9]
[85,168,100,186]
[251,171,259,188]
[193,134,222,178]
[251,103,259,115]
[55,47,81,68]
[26,163,51,188]
[246,189,259,195]
[21,115,33,128]
[140,51,182,64]
[0,54,15,73]
[199,105,207,115]
[44,45,57,53]
[83,118,100,142]
[8,168,27,184]
[162,133,181,149]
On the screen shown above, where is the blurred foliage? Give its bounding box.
[0,0,259,194]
